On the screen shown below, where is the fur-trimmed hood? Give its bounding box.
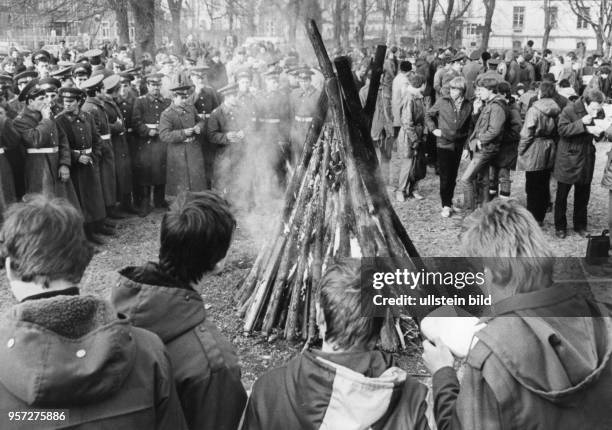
[0,295,136,407]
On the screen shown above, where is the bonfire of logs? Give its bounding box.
[235,20,424,351]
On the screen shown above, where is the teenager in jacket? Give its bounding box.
[458,78,506,211]
[0,195,187,429]
[517,81,560,224]
[425,76,472,217]
[395,73,426,202]
[242,259,433,430]
[422,199,612,430]
[112,191,246,430]
[553,88,603,238]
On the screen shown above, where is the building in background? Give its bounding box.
[463,0,598,53]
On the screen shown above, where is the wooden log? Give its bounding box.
[306,20,335,78]
[234,244,267,304]
[363,45,387,120]
[261,240,293,333]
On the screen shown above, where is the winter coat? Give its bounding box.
[431,283,612,430]
[242,349,432,430]
[0,294,187,429]
[0,117,18,215]
[359,83,394,141]
[587,75,612,99]
[425,95,472,150]
[517,61,535,88]
[468,95,507,155]
[132,93,172,186]
[55,109,106,223]
[392,73,410,126]
[159,103,207,196]
[517,98,560,171]
[112,263,247,430]
[397,88,425,158]
[101,95,133,197]
[601,126,612,189]
[553,98,597,185]
[13,107,80,209]
[494,101,522,169]
[82,96,116,206]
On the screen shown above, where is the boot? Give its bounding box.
[153,185,169,209]
[85,223,106,245]
[106,205,128,219]
[120,194,139,215]
[95,221,116,236]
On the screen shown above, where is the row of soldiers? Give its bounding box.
[0,49,322,246]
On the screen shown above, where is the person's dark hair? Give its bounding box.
[477,77,498,91]
[497,81,512,101]
[542,72,556,83]
[583,88,605,105]
[529,81,540,91]
[599,66,611,75]
[159,191,236,284]
[399,60,412,73]
[586,56,594,66]
[558,78,571,88]
[318,259,384,350]
[543,49,552,57]
[408,73,425,88]
[539,81,555,98]
[527,40,534,47]
[0,194,92,286]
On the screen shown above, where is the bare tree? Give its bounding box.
[166,0,183,54]
[129,0,155,56]
[542,0,552,51]
[568,0,612,55]
[387,0,398,46]
[419,0,437,47]
[481,0,495,50]
[106,0,130,45]
[438,0,473,47]
[356,0,377,48]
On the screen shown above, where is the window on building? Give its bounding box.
[549,6,558,29]
[513,6,525,29]
[465,23,479,36]
[101,21,110,39]
[577,7,590,29]
[264,19,276,36]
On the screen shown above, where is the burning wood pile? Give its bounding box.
[235,21,423,351]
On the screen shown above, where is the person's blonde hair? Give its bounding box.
[461,199,554,294]
[448,76,467,94]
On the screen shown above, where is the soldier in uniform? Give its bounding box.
[12,79,80,209]
[131,73,171,216]
[54,87,109,244]
[206,76,257,207]
[256,67,291,190]
[50,65,75,88]
[39,77,62,115]
[73,62,92,89]
[81,74,122,221]
[289,67,321,166]
[9,70,38,115]
[0,107,19,216]
[159,85,207,196]
[102,74,136,214]
[187,66,221,189]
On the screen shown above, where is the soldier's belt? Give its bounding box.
[294,116,313,122]
[260,118,281,123]
[145,123,159,129]
[198,113,211,119]
[73,148,93,155]
[27,147,58,154]
[127,128,134,132]
[100,133,111,140]
[0,148,5,154]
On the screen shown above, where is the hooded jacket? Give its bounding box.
[431,283,612,430]
[242,348,432,430]
[469,94,507,154]
[517,98,560,171]
[111,263,247,430]
[0,294,187,429]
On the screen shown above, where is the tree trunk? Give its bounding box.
[481,0,495,51]
[421,0,436,48]
[596,32,604,54]
[129,0,155,57]
[357,0,367,48]
[541,0,551,51]
[333,0,342,48]
[110,0,130,45]
[167,0,183,55]
[387,0,398,45]
[288,0,300,45]
[442,0,455,47]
